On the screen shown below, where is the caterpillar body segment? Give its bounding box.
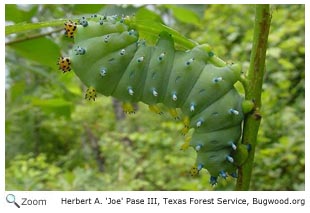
[141,31,176,105]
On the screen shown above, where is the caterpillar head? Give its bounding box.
[57,57,71,73]
[64,20,77,38]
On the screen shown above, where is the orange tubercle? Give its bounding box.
[64,20,77,38]
[57,57,71,73]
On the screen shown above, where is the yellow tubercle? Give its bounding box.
[122,102,135,114]
[85,86,97,101]
[168,108,179,120]
[149,105,163,115]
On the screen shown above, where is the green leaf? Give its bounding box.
[99,5,139,16]
[130,19,198,49]
[32,98,72,108]
[135,7,163,24]
[5,4,38,23]
[8,37,60,68]
[31,98,73,118]
[9,81,26,102]
[165,5,201,26]
[72,4,104,14]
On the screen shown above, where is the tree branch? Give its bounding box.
[235,5,271,190]
[5,28,63,45]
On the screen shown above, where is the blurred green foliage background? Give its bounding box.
[5,4,304,190]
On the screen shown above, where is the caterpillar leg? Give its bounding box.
[122,102,135,114]
[181,116,190,135]
[168,108,179,120]
[181,126,189,136]
[85,86,97,101]
[180,135,191,151]
[190,164,203,176]
[148,105,163,115]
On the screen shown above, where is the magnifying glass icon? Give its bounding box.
[6,194,20,208]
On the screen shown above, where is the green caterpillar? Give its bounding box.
[58,15,250,185]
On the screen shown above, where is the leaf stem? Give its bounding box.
[235,5,271,190]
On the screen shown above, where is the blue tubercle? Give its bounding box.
[74,46,86,55]
[210,176,218,185]
[79,17,88,27]
[212,77,223,83]
[219,170,228,179]
[190,103,195,112]
[172,93,177,101]
[226,155,234,163]
[186,58,194,66]
[229,108,239,115]
[158,52,166,61]
[100,68,107,77]
[195,144,203,152]
[229,141,237,150]
[196,119,203,128]
[230,172,238,178]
